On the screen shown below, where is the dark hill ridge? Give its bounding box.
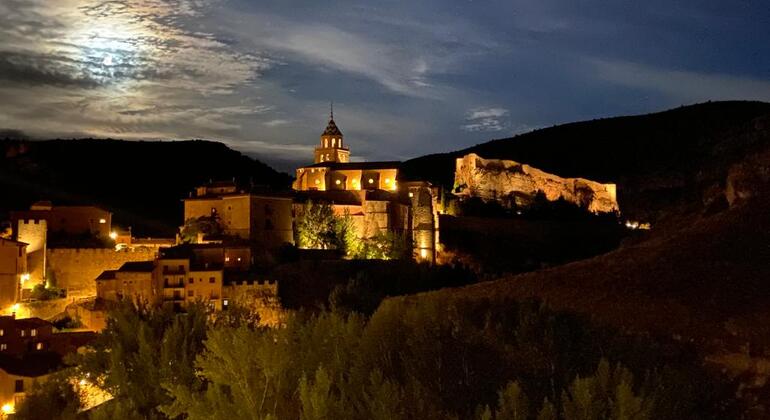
[0,139,292,235]
[402,101,770,221]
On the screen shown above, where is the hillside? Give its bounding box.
[392,130,770,414]
[0,139,292,235]
[402,101,770,221]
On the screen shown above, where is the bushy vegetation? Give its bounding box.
[276,259,476,312]
[29,283,65,300]
[180,215,225,243]
[294,200,410,260]
[18,297,737,419]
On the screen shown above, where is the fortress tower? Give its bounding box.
[313,105,349,164]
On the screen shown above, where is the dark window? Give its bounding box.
[209,277,215,283]
[178,265,184,272]
[14,379,23,393]
[264,219,274,230]
[265,204,273,216]
[187,290,194,297]
[188,278,194,284]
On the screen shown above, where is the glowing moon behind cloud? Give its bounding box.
[102,53,113,66]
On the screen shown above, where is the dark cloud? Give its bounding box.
[0,128,30,140]
[0,51,102,88]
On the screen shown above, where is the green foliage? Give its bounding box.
[43,296,733,419]
[158,299,733,420]
[72,301,209,419]
[29,283,64,300]
[295,200,339,250]
[353,231,412,260]
[14,371,83,420]
[181,215,224,243]
[495,382,529,420]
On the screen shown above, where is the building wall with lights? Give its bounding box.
[47,248,156,298]
[292,116,439,262]
[184,188,294,249]
[0,238,27,309]
[11,202,113,240]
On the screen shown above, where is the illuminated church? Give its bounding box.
[292,111,438,261]
[293,112,400,192]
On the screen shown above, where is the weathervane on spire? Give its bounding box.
[330,101,334,120]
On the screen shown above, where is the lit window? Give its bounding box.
[20,330,25,337]
[331,138,335,147]
[225,257,230,262]
[237,257,241,262]
[385,178,391,184]
[223,299,229,307]
[408,192,414,198]
[35,342,43,350]
[0,344,6,351]
[99,219,106,224]
[30,329,36,337]
[0,329,4,336]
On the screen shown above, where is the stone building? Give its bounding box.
[292,114,439,262]
[0,315,95,414]
[10,202,115,287]
[11,202,112,239]
[183,181,294,249]
[0,238,27,310]
[94,244,279,320]
[454,153,619,214]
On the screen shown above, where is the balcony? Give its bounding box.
[163,280,184,288]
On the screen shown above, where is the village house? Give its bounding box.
[89,243,279,327]
[183,181,294,249]
[0,315,95,414]
[0,238,27,310]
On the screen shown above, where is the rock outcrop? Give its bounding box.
[454,153,619,214]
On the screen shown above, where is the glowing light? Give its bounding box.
[20,273,30,285]
[420,249,428,259]
[99,219,107,224]
[314,179,320,185]
[335,179,341,185]
[10,304,19,313]
[109,231,118,240]
[385,178,391,184]
[102,53,114,66]
[2,403,13,414]
[368,179,374,184]
[408,192,414,198]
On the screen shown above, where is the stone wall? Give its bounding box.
[47,248,156,298]
[224,280,282,326]
[15,219,47,284]
[454,153,619,214]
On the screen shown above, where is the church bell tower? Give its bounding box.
[314,103,350,164]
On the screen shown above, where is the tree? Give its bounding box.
[13,371,84,420]
[294,200,338,249]
[181,215,224,243]
[73,301,209,419]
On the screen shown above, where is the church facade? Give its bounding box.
[293,114,438,262]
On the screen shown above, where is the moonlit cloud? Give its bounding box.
[462,108,510,132]
[0,0,767,169]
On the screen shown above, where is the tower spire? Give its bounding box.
[330,101,334,120]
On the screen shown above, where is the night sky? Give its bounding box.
[1,0,769,171]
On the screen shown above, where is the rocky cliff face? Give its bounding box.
[454,153,619,214]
